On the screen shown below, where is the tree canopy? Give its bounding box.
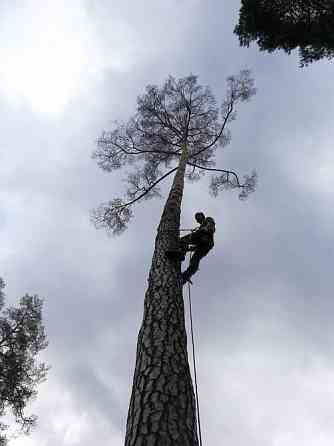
[234,0,334,66]
[0,278,48,446]
[92,71,257,235]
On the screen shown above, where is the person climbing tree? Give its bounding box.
[166,212,215,284]
[181,212,215,284]
[92,72,257,446]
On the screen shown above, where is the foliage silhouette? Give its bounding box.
[0,278,48,446]
[235,0,334,66]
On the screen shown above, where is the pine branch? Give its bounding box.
[186,162,243,186]
[92,166,178,235]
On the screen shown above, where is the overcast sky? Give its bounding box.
[1,1,334,445]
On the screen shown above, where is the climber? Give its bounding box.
[179,212,215,284]
[166,212,215,284]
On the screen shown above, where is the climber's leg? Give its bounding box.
[182,250,202,284]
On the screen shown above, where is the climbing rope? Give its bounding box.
[187,255,203,446]
[161,228,195,233]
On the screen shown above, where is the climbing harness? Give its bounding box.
[164,229,196,261]
[187,253,203,446]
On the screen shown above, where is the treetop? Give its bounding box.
[92,71,257,235]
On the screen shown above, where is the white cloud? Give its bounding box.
[0,0,202,116]
[0,0,137,115]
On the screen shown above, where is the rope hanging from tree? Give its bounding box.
[187,253,203,446]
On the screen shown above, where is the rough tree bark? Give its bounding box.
[125,143,199,446]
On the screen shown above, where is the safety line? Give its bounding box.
[187,270,203,446]
[161,228,195,232]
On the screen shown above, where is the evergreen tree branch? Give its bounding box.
[190,101,234,159]
[122,166,179,207]
[186,162,243,186]
[92,166,178,235]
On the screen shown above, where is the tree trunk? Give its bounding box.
[125,144,199,446]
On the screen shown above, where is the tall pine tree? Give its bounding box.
[92,72,257,445]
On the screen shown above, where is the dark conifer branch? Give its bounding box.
[0,284,48,446]
[235,0,334,66]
